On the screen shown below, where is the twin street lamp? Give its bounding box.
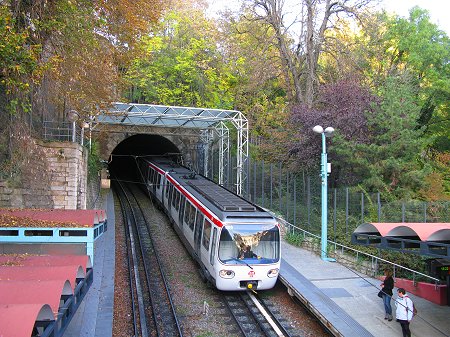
[68,110,91,150]
[312,125,335,262]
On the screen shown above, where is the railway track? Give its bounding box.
[112,178,327,337]
[114,180,183,337]
[223,291,299,337]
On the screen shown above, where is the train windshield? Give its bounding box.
[218,224,280,264]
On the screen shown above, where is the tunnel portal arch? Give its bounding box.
[91,103,248,195]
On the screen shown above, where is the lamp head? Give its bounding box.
[67,110,79,122]
[324,127,335,137]
[312,125,324,134]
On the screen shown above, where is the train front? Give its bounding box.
[215,222,281,291]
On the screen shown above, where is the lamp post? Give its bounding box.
[313,125,335,262]
[67,110,90,148]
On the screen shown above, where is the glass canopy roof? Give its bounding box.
[91,103,249,195]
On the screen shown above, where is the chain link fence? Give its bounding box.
[206,154,449,243]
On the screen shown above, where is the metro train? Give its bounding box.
[138,157,281,291]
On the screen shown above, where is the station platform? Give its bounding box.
[64,190,450,337]
[64,191,116,337]
[279,241,450,337]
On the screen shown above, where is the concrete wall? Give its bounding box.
[0,140,88,210]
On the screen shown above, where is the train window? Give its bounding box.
[174,190,181,211]
[172,189,178,208]
[189,208,196,230]
[202,220,212,250]
[184,201,196,230]
[179,195,185,224]
[168,184,173,204]
[165,181,170,198]
[195,213,203,233]
[209,227,218,265]
[183,200,191,225]
[149,169,155,184]
[171,189,176,207]
[218,224,280,264]
[156,174,161,189]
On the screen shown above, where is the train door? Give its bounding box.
[194,213,204,257]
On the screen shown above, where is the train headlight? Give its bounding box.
[267,268,279,278]
[219,269,235,279]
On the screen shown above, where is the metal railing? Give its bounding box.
[278,216,442,287]
[43,121,87,146]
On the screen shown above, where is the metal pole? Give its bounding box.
[294,176,297,227]
[345,187,349,236]
[320,133,327,259]
[361,192,364,223]
[270,164,273,209]
[72,121,76,143]
[261,161,265,207]
[279,162,282,212]
[254,161,257,203]
[333,188,337,242]
[286,172,289,221]
[81,126,85,147]
[320,133,333,261]
[307,176,311,230]
[424,202,427,223]
[377,192,381,222]
[402,202,405,222]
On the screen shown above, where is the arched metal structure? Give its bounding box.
[352,222,450,258]
[90,103,248,195]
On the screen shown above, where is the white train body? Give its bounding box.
[138,158,281,291]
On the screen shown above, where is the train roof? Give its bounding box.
[144,158,275,223]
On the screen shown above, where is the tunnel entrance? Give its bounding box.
[93,103,249,195]
[109,134,180,184]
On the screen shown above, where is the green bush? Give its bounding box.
[285,231,305,246]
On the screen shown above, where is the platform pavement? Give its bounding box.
[280,240,450,337]
[64,190,115,337]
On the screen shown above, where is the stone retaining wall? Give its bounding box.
[0,140,88,209]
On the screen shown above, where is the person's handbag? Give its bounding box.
[377,290,383,298]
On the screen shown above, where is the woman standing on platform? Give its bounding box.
[380,269,394,321]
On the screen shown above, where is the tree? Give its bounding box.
[0,0,164,180]
[334,75,431,198]
[242,0,373,107]
[384,7,450,153]
[290,77,378,181]
[217,7,290,161]
[124,1,236,108]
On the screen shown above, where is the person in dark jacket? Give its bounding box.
[239,245,257,259]
[380,269,394,320]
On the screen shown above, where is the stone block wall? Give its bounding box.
[0,140,88,210]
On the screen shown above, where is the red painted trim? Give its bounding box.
[147,162,223,227]
[148,162,165,176]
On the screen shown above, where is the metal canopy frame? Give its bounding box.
[352,233,450,258]
[91,103,248,195]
